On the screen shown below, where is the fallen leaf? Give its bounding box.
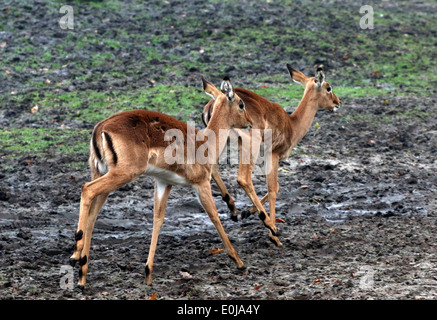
[276,218,286,223]
[5,70,10,75]
[0,41,6,48]
[31,105,39,114]
[254,285,262,290]
[313,233,318,239]
[180,271,192,279]
[210,248,224,254]
[262,84,267,88]
[313,279,321,284]
[329,228,338,234]
[149,293,158,300]
[278,168,294,173]
[300,185,309,189]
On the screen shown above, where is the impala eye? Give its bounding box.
[239,101,245,109]
[327,87,332,93]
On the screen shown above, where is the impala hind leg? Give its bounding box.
[196,181,244,270]
[71,166,104,266]
[71,169,144,289]
[145,180,172,285]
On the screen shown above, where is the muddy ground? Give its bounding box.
[1,0,437,300]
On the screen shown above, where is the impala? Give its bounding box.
[202,65,341,246]
[70,77,253,288]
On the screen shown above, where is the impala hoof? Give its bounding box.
[230,214,238,222]
[241,210,251,220]
[263,222,279,237]
[269,236,283,247]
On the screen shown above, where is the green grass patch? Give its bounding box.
[28,84,208,125]
[0,128,90,158]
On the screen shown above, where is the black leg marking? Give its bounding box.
[230,213,238,222]
[263,221,279,237]
[145,265,150,277]
[269,236,281,246]
[75,230,83,241]
[222,194,230,203]
[259,211,266,221]
[70,258,77,267]
[227,203,235,212]
[222,193,236,214]
[78,268,83,277]
[79,255,88,266]
[258,211,279,236]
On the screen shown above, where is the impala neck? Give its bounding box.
[289,87,319,147]
[202,106,231,164]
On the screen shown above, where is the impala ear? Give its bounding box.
[202,76,220,100]
[314,67,325,88]
[220,76,235,102]
[286,64,308,86]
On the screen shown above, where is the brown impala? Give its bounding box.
[202,65,341,246]
[70,77,253,288]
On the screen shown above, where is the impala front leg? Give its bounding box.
[237,162,279,238]
[196,181,244,270]
[265,154,282,246]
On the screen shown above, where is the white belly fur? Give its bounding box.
[145,165,189,186]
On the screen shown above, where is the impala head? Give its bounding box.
[201,76,253,129]
[286,64,341,112]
